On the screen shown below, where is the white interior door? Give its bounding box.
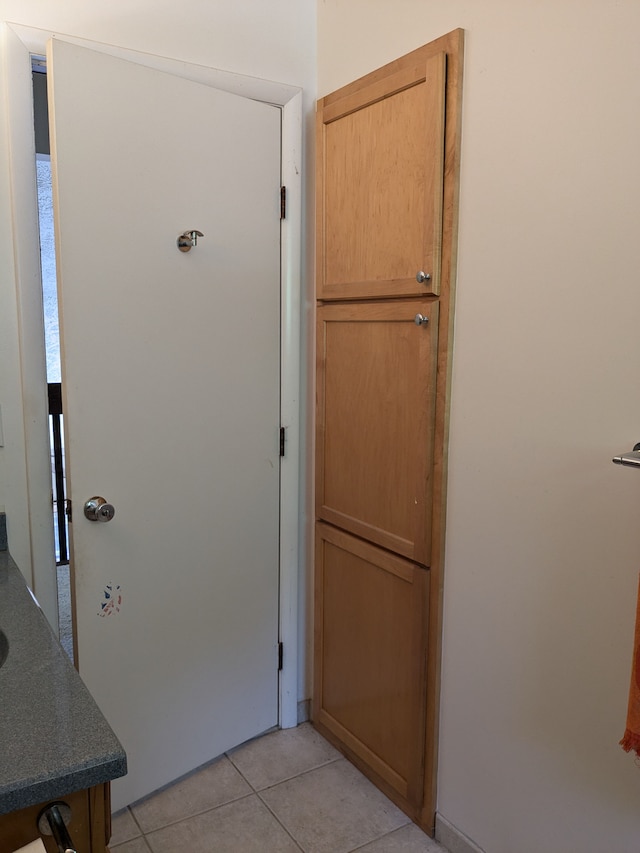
[47,38,282,810]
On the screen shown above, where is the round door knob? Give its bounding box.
[414,313,429,326]
[416,271,432,284]
[84,496,115,522]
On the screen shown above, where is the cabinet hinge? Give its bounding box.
[65,499,72,523]
[280,426,286,457]
[278,642,284,671]
[280,186,286,219]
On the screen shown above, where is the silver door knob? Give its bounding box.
[84,496,115,522]
[416,271,431,284]
[414,314,429,326]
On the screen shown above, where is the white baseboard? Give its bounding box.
[436,814,486,853]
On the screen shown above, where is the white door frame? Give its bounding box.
[0,21,301,729]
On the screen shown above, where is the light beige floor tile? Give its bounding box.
[131,754,252,832]
[111,837,151,853]
[228,722,341,789]
[259,758,410,853]
[110,808,142,845]
[145,794,301,853]
[355,823,446,852]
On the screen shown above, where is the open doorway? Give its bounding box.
[32,57,73,662]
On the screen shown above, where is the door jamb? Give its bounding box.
[1,21,302,729]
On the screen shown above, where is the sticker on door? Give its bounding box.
[98,583,122,617]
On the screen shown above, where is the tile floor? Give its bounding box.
[109,723,447,853]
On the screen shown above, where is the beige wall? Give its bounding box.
[319,2,640,852]
[0,0,314,88]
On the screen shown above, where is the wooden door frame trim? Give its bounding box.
[420,28,465,832]
[1,21,302,730]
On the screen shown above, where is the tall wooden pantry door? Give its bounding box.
[314,30,464,833]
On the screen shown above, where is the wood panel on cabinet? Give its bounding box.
[313,523,429,806]
[316,299,439,566]
[316,52,445,301]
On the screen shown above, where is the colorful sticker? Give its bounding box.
[98,583,122,617]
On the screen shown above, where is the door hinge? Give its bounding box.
[65,499,72,523]
[280,186,286,220]
[278,642,284,671]
[280,426,286,457]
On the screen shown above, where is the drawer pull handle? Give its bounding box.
[37,802,77,853]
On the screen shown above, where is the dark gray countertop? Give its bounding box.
[0,551,126,815]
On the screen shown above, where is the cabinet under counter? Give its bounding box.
[0,551,126,850]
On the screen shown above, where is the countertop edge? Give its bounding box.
[0,755,127,816]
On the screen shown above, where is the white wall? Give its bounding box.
[0,0,314,89]
[319,2,640,852]
[0,0,316,700]
[0,113,32,571]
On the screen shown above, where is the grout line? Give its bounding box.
[129,791,257,837]
[224,750,343,851]
[224,752,260,793]
[111,831,153,852]
[126,792,306,853]
[254,790,306,852]
[128,805,145,837]
[347,825,407,853]
[245,754,344,794]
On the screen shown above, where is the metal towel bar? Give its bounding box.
[37,803,77,853]
[612,442,640,468]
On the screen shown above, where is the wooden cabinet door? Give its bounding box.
[313,523,429,805]
[314,29,463,834]
[316,51,446,300]
[316,299,439,566]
